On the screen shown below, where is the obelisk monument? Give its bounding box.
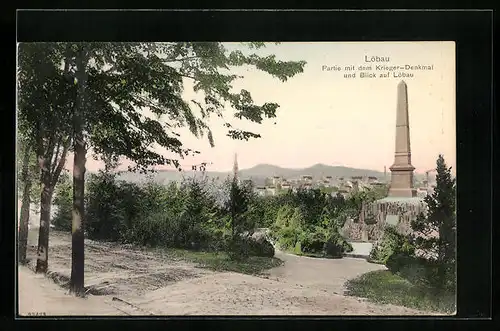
[342,80,425,242]
[388,81,417,198]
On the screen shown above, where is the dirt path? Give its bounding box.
[19,229,431,315]
[269,250,387,295]
[18,266,126,316]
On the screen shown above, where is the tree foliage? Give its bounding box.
[17,135,41,207]
[58,42,306,173]
[369,155,456,293]
[18,41,306,290]
[409,154,456,290]
[268,189,353,257]
[17,43,74,274]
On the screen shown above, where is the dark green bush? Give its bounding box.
[300,228,326,254]
[386,252,417,274]
[81,170,364,262]
[390,255,438,287]
[227,234,275,259]
[387,255,455,294]
[247,236,275,257]
[85,173,224,250]
[86,173,144,241]
[226,236,251,261]
[369,226,415,265]
[324,231,353,258]
[270,199,353,258]
[52,173,73,231]
[126,211,165,247]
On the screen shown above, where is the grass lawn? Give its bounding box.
[159,248,284,275]
[345,270,456,314]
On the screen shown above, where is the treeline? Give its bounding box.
[52,170,386,259]
[53,171,274,259]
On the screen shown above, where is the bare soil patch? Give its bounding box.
[26,230,214,296]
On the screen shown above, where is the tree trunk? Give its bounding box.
[70,50,89,296]
[231,182,236,238]
[70,136,86,295]
[35,171,54,273]
[18,145,32,264]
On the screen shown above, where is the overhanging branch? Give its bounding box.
[51,137,71,187]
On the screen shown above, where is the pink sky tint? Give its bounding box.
[65,42,456,174]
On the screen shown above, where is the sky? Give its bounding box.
[64,41,456,174]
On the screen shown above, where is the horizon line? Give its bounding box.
[104,162,434,175]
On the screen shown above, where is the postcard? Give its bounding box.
[17,41,456,316]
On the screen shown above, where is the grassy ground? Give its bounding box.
[344,270,456,314]
[157,248,284,275]
[27,228,282,276]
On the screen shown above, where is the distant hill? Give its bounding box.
[111,163,422,185]
[239,163,386,180]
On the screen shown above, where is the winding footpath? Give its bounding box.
[19,230,433,316]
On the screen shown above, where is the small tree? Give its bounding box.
[224,177,254,259]
[179,176,216,249]
[410,154,456,291]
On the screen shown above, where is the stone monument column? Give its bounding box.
[342,80,426,244]
[388,81,417,198]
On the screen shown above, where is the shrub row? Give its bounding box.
[52,174,364,261]
[370,225,455,293]
[270,202,353,258]
[51,172,274,258]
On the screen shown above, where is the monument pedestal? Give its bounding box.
[342,81,425,243]
[342,197,426,242]
[388,164,417,198]
[367,197,426,241]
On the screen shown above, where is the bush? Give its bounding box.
[387,255,455,294]
[226,236,251,261]
[416,260,455,293]
[324,231,353,258]
[300,228,327,254]
[247,235,275,257]
[271,205,306,251]
[270,200,353,259]
[85,174,226,250]
[86,173,144,241]
[386,252,417,274]
[394,256,431,285]
[276,226,303,251]
[52,173,73,231]
[126,211,165,247]
[369,226,415,265]
[293,241,302,255]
